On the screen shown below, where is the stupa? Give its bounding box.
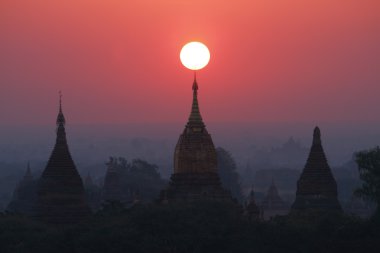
[291,127,342,212]
[162,76,231,202]
[35,95,91,224]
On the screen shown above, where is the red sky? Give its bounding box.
[1,0,379,126]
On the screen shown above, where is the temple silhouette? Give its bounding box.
[245,187,261,221]
[291,127,342,212]
[7,163,37,215]
[34,95,91,224]
[161,76,231,202]
[5,97,349,223]
[102,157,124,203]
[261,179,289,219]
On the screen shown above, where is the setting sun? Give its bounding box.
[180,42,210,71]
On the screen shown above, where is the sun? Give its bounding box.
[180,42,210,71]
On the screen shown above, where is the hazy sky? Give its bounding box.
[1,0,379,126]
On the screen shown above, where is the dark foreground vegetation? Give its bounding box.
[0,201,379,253]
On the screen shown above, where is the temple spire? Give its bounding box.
[57,91,66,126]
[24,162,33,180]
[291,126,342,212]
[187,72,203,125]
[249,185,255,202]
[313,126,321,145]
[36,95,90,224]
[56,91,67,144]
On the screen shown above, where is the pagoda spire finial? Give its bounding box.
[59,90,62,111]
[271,177,275,186]
[249,185,255,201]
[187,72,203,125]
[24,162,33,180]
[56,91,66,126]
[55,92,67,143]
[313,126,321,145]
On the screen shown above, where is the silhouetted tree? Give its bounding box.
[105,157,167,202]
[216,147,244,202]
[355,146,380,215]
[122,158,166,201]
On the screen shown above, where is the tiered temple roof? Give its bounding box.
[162,75,231,202]
[291,127,342,212]
[35,95,91,224]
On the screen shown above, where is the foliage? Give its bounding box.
[0,203,380,253]
[107,157,167,202]
[216,147,244,202]
[355,146,380,214]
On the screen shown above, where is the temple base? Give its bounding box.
[160,172,233,202]
[291,195,342,212]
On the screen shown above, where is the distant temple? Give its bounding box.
[245,187,261,221]
[102,157,127,203]
[261,179,288,219]
[291,127,342,212]
[161,76,231,202]
[7,163,37,215]
[35,95,91,224]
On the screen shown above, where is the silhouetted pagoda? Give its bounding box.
[245,187,261,221]
[35,95,91,224]
[161,75,231,202]
[7,163,37,215]
[291,127,342,212]
[102,157,125,203]
[261,179,288,219]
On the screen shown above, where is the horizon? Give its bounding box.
[1,120,379,169]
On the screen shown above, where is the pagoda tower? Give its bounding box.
[261,179,288,219]
[161,76,231,202]
[291,127,342,212]
[35,95,91,224]
[102,157,125,203]
[7,163,37,215]
[245,187,261,221]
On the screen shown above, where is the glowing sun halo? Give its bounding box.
[180,42,210,71]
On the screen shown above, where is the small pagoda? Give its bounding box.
[7,163,37,215]
[291,127,342,212]
[245,187,261,221]
[102,157,125,203]
[35,95,91,224]
[261,179,288,219]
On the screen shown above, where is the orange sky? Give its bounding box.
[1,0,379,125]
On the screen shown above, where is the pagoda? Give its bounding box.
[7,163,37,215]
[291,127,342,212]
[35,95,91,224]
[102,157,125,203]
[161,76,231,202]
[245,187,261,221]
[261,179,288,219]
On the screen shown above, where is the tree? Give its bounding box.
[104,157,167,202]
[355,146,380,214]
[122,159,166,201]
[216,147,244,202]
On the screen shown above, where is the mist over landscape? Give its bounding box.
[1,121,379,210]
